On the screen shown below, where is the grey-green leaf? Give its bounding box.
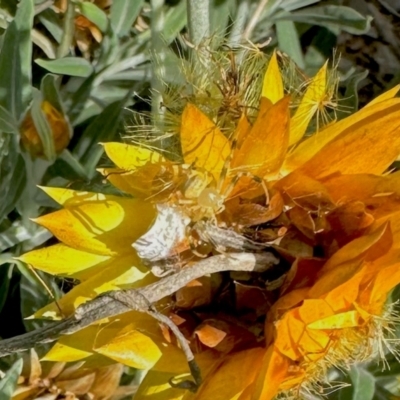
[0,21,23,119]
[275,19,305,69]
[73,97,129,176]
[35,57,94,77]
[110,0,144,37]
[337,69,369,119]
[164,1,187,44]
[339,365,375,400]
[0,358,23,400]
[279,5,372,35]
[0,106,18,133]
[14,0,34,107]
[79,1,108,33]
[30,90,56,161]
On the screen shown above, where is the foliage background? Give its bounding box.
[0,0,399,398]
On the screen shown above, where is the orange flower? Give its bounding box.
[19,47,400,399]
[20,101,71,159]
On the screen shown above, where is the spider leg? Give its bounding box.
[186,225,209,258]
[221,170,270,206]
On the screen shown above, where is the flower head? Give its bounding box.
[20,45,400,399]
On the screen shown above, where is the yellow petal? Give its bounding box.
[364,84,400,107]
[133,371,186,400]
[34,197,156,256]
[262,51,284,104]
[94,316,163,370]
[43,325,99,361]
[40,187,109,206]
[102,142,163,170]
[180,103,231,181]
[34,253,154,317]
[284,97,400,173]
[231,96,290,178]
[308,310,360,329]
[289,62,328,145]
[18,243,110,278]
[92,311,189,372]
[136,350,220,400]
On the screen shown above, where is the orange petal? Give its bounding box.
[319,221,392,274]
[298,299,334,325]
[231,96,290,178]
[180,103,231,181]
[284,97,400,173]
[361,261,400,315]
[235,113,252,149]
[297,103,400,178]
[274,170,334,211]
[195,348,264,400]
[250,346,291,400]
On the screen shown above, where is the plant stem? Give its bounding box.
[150,0,166,138]
[57,0,75,58]
[228,0,251,46]
[243,0,269,41]
[187,0,209,45]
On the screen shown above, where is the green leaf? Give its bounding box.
[94,27,120,70]
[40,74,62,110]
[339,365,375,400]
[14,0,34,107]
[275,20,305,69]
[38,9,63,43]
[0,106,18,133]
[0,265,12,313]
[277,5,372,35]
[164,1,187,44]
[66,74,96,125]
[35,57,94,77]
[110,0,144,37]
[0,21,23,119]
[30,90,56,161]
[0,135,26,222]
[280,0,321,11]
[19,264,61,331]
[209,0,233,40]
[349,366,375,400]
[0,358,23,400]
[337,69,369,119]
[73,96,129,176]
[79,1,108,33]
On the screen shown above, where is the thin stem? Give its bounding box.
[57,0,75,58]
[150,0,165,133]
[243,0,269,41]
[228,0,251,46]
[187,0,209,46]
